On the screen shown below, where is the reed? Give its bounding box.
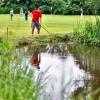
[0,37,40,100]
[73,17,100,46]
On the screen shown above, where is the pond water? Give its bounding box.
[16,43,100,100]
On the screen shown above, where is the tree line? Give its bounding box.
[0,0,100,15]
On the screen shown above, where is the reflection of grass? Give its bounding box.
[70,88,100,100]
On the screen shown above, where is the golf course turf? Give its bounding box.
[0,14,99,38]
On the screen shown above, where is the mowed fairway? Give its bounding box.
[0,14,99,38]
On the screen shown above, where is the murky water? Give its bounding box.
[16,43,100,100]
[67,44,100,99]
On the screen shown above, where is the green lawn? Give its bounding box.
[0,14,99,38]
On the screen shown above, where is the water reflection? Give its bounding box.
[15,44,91,100]
[37,52,90,100]
[21,44,90,100]
[67,44,100,99]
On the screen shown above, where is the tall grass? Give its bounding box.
[0,37,40,100]
[73,18,100,46]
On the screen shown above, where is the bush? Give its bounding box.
[40,5,51,14]
[53,8,63,15]
[71,4,80,15]
[62,5,72,15]
[0,5,29,14]
[0,7,10,14]
[97,8,100,15]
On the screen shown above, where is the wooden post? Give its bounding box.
[7,27,8,39]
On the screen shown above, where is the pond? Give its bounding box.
[16,43,100,100]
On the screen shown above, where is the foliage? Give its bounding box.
[0,0,100,15]
[40,5,51,14]
[73,18,100,46]
[0,37,40,100]
[0,7,10,14]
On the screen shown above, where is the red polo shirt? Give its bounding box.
[31,10,42,23]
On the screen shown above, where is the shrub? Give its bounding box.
[40,5,51,14]
[0,5,29,14]
[97,8,100,15]
[0,7,10,14]
[71,4,80,15]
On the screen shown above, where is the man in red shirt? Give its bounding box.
[31,7,42,36]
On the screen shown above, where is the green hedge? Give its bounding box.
[0,5,100,15]
[40,5,51,14]
[0,7,10,14]
[0,6,29,14]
